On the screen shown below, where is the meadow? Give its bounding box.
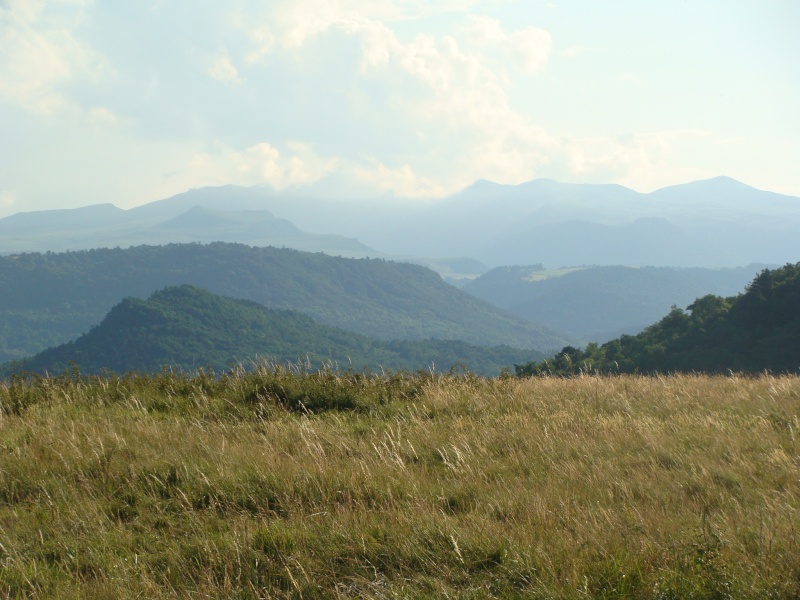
[0,366,798,598]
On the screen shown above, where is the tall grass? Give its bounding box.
[0,366,798,597]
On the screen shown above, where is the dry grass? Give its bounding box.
[0,369,798,598]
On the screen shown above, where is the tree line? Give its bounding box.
[516,263,800,376]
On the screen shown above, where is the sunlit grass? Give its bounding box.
[0,367,798,597]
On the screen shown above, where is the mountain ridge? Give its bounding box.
[0,186,373,257]
[245,175,800,267]
[0,243,568,363]
[7,285,543,376]
[2,176,798,268]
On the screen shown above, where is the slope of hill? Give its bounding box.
[9,286,539,376]
[463,264,769,342]
[516,263,800,375]
[0,243,568,363]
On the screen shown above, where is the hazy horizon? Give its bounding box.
[4,173,795,219]
[1,1,799,218]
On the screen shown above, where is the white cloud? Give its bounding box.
[507,27,551,73]
[163,141,340,192]
[264,8,558,190]
[4,1,794,210]
[0,0,44,25]
[275,0,342,48]
[207,54,242,85]
[106,2,559,193]
[0,0,104,113]
[271,0,485,48]
[554,129,714,191]
[342,17,396,70]
[462,15,552,73]
[266,0,509,56]
[463,14,506,45]
[0,2,672,203]
[245,27,275,64]
[147,138,451,201]
[352,158,447,197]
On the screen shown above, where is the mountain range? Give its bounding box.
[2,177,798,271]
[0,186,372,258]
[252,176,800,268]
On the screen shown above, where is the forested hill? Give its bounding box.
[516,263,800,376]
[8,286,541,376]
[0,243,568,363]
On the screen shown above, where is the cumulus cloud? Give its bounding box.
[225,3,552,190]
[463,14,506,45]
[151,138,448,201]
[291,9,559,187]
[550,129,714,191]
[4,0,763,211]
[245,27,275,64]
[270,0,485,48]
[274,0,343,48]
[507,27,551,72]
[352,158,448,197]
[0,0,105,113]
[462,15,552,73]
[164,141,340,192]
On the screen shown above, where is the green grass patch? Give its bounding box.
[0,369,798,597]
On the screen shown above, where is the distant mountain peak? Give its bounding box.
[652,175,753,195]
[459,179,504,195]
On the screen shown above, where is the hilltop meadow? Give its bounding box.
[1,366,798,598]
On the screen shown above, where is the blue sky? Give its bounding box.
[1,0,798,216]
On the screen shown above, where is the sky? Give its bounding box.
[1,0,798,217]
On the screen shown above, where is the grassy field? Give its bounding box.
[0,367,798,598]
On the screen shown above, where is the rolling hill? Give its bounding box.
[0,243,568,363]
[8,285,540,376]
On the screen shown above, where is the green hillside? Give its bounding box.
[464,264,766,342]
[0,243,568,363]
[516,263,800,376]
[9,285,542,376]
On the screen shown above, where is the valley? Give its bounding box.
[1,176,798,376]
